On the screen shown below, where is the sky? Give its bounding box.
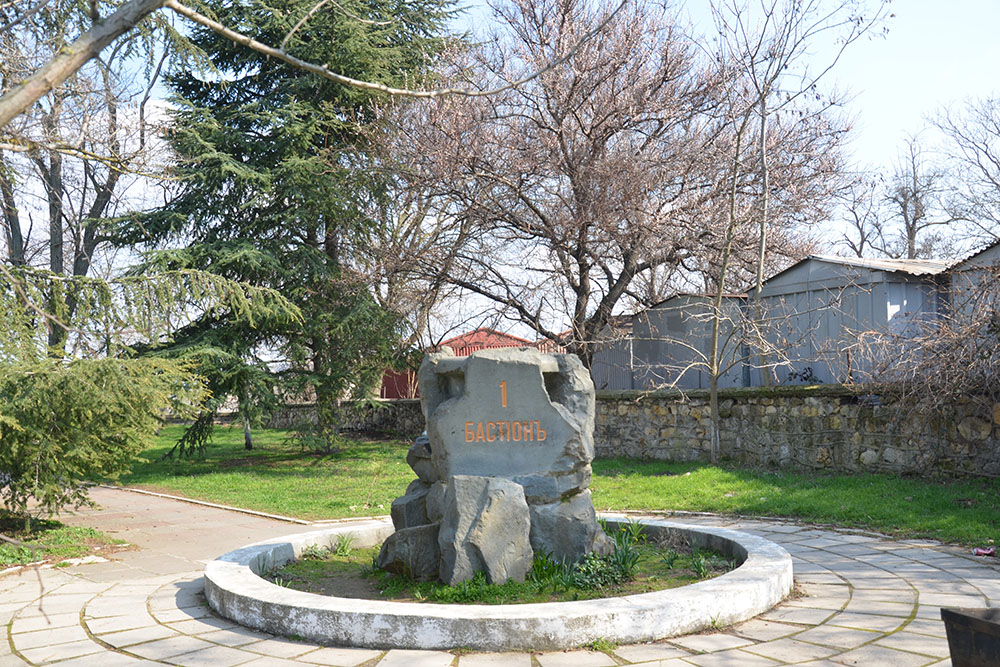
[455,0,1000,172]
[828,0,1000,170]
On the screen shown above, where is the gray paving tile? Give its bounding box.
[669,633,754,653]
[761,606,836,625]
[731,619,803,641]
[826,611,908,632]
[535,650,616,667]
[241,637,317,659]
[125,635,217,661]
[875,631,950,658]
[828,643,934,666]
[18,639,105,664]
[612,643,691,662]
[9,611,79,634]
[162,644,254,666]
[197,627,272,647]
[98,624,178,647]
[376,649,457,667]
[457,653,534,667]
[11,624,90,650]
[793,625,882,649]
[742,637,839,662]
[296,646,384,665]
[682,648,781,665]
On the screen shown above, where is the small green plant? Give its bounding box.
[300,544,328,561]
[333,534,355,557]
[660,548,680,569]
[691,551,709,578]
[619,519,647,545]
[584,637,618,653]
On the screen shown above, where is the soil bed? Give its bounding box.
[265,531,735,604]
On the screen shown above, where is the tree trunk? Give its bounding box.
[242,412,253,451]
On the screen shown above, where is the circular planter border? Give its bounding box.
[203,515,792,651]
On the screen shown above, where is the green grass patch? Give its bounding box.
[119,426,1000,546]
[591,458,1000,545]
[118,425,414,521]
[266,526,733,604]
[0,512,128,567]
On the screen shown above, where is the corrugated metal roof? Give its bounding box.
[807,255,951,276]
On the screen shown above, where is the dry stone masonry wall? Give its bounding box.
[596,387,1000,477]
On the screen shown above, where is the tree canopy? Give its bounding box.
[118,0,456,449]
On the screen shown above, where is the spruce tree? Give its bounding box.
[123,0,455,450]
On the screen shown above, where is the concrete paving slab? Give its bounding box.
[668,633,755,653]
[239,659,314,667]
[9,611,80,634]
[827,644,934,666]
[826,611,908,632]
[296,646,385,666]
[875,631,950,658]
[197,627,271,647]
[760,606,835,625]
[742,637,839,662]
[239,638,319,659]
[612,643,691,662]
[124,635,218,661]
[681,648,781,665]
[97,624,178,647]
[10,624,90,650]
[50,652,157,666]
[163,644,256,666]
[535,650,617,667]
[376,649,456,667]
[792,625,883,649]
[731,619,803,641]
[17,638,105,664]
[902,618,947,638]
[456,652,533,667]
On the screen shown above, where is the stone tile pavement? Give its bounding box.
[3,487,998,666]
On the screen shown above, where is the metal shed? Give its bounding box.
[631,294,748,390]
[751,255,950,385]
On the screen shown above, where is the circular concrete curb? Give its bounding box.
[203,515,793,651]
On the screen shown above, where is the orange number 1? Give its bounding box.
[499,381,508,407]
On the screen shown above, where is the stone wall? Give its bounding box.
[267,388,1000,477]
[595,387,1000,477]
[268,399,425,436]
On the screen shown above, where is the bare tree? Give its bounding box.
[390,0,730,367]
[1,0,171,351]
[837,136,964,261]
[884,135,959,259]
[836,172,888,257]
[936,97,1000,244]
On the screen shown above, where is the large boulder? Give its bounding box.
[390,480,431,530]
[437,475,532,585]
[528,490,613,564]
[418,348,597,505]
[376,522,441,581]
[406,434,437,484]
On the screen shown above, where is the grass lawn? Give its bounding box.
[120,425,414,520]
[117,425,1000,546]
[0,513,129,567]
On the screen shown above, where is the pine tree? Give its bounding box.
[121,0,455,450]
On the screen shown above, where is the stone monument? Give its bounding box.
[378,347,612,585]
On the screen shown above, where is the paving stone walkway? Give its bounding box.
[3,487,998,666]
